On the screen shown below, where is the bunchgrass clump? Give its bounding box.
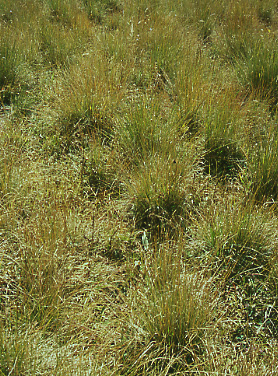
[202,99,246,179]
[82,0,122,24]
[127,143,201,239]
[204,137,245,178]
[47,0,82,27]
[193,198,274,274]
[189,195,278,342]
[38,23,78,67]
[0,30,23,105]
[115,96,177,165]
[236,37,278,110]
[119,244,220,374]
[244,124,278,201]
[142,249,217,353]
[46,51,126,153]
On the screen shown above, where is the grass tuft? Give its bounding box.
[127,145,201,239]
[120,244,220,374]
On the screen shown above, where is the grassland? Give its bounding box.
[1,0,278,374]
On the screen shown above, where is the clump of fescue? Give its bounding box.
[204,137,245,178]
[81,0,122,25]
[141,252,217,353]
[236,36,278,111]
[190,194,276,276]
[0,2,56,106]
[0,30,20,87]
[47,0,85,27]
[37,0,92,68]
[242,121,278,202]
[125,131,203,239]
[128,156,198,238]
[47,51,126,152]
[137,11,186,82]
[118,244,220,374]
[38,22,81,67]
[114,96,177,165]
[188,194,278,341]
[211,1,258,63]
[201,95,246,179]
[0,27,28,106]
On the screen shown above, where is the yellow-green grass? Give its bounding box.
[1,0,278,374]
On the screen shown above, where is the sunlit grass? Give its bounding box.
[119,245,220,374]
[1,0,278,374]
